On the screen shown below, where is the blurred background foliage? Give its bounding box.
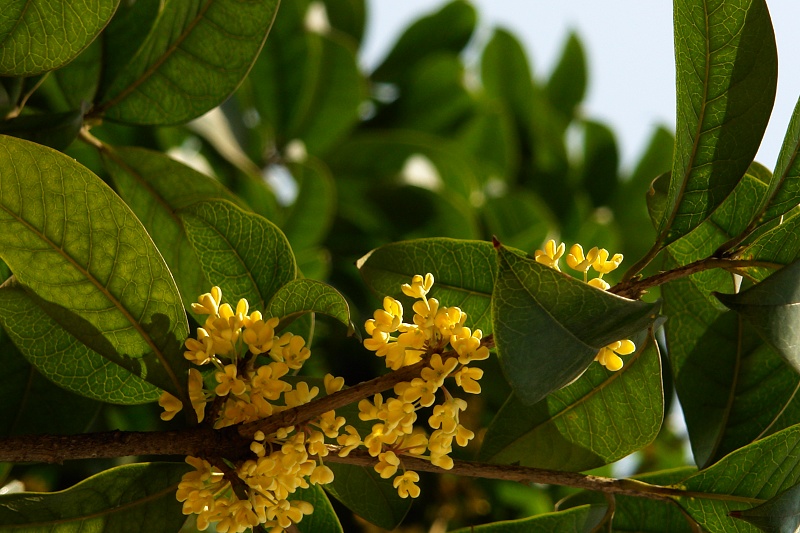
[6,0,685,530]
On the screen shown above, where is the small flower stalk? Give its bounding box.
[535,239,636,371]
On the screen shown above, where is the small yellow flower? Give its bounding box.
[595,339,636,371]
[593,248,624,274]
[535,239,566,271]
[567,244,600,281]
[191,287,222,316]
[188,368,207,423]
[420,354,458,388]
[215,364,247,396]
[375,451,400,479]
[393,471,421,498]
[454,366,484,394]
[401,273,435,299]
[158,391,182,421]
[336,425,362,457]
[588,277,611,291]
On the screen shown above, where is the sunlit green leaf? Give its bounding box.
[717,258,800,374]
[265,278,353,334]
[546,32,587,121]
[0,0,118,76]
[675,424,800,532]
[95,0,280,125]
[492,244,660,405]
[0,463,190,530]
[658,0,777,245]
[179,199,296,312]
[358,239,497,333]
[449,504,608,532]
[480,329,662,471]
[371,0,476,84]
[101,145,242,312]
[0,283,161,404]
[757,96,800,225]
[0,136,191,400]
[730,482,800,533]
[0,331,101,437]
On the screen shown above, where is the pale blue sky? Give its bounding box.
[363,1,800,172]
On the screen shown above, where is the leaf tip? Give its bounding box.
[491,235,502,249]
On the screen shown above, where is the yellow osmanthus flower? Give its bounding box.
[596,339,636,371]
[165,286,348,533]
[359,273,488,498]
[534,239,566,271]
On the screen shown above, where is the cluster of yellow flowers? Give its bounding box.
[158,287,346,533]
[535,239,635,371]
[353,273,489,498]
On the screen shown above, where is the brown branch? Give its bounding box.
[611,258,782,299]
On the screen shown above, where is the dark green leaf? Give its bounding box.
[481,192,554,254]
[757,95,800,225]
[265,278,353,334]
[53,38,103,109]
[281,159,336,251]
[0,77,22,116]
[481,28,535,135]
[358,239,497,333]
[179,199,296,312]
[0,109,84,151]
[730,482,800,533]
[292,484,343,533]
[322,0,366,44]
[675,424,800,532]
[0,0,118,76]
[95,0,280,125]
[580,120,619,207]
[325,463,411,530]
[371,0,476,84]
[480,329,662,471]
[0,331,100,437]
[101,145,243,312]
[492,244,660,405]
[659,0,777,245]
[448,504,608,533]
[0,463,190,530]
[546,32,587,121]
[612,468,698,532]
[0,136,191,401]
[0,283,161,404]
[457,101,518,182]
[716,258,800,374]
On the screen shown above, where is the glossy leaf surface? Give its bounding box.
[492,244,660,405]
[292,485,343,533]
[325,463,411,530]
[180,200,296,312]
[0,0,117,76]
[102,146,242,311]
[449,504,608,532]
[731,482,800,533]
[0,284,161,404]
[480,330,662,471]
[0,136,190,400]
[0,463,190,530]
[265,278,353,334]
[659,0,777,244]
[96,0,280,124]
[358,239,497,332]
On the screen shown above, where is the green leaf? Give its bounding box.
[53,38,103,109]
[0,283,161,404]
[0,77,22,116]
[675,424,800,532]
[0,462,190,530]
[357,238,497,333]
[612,468,698,532]
[492,243,660,405]
[480,329,662,471]
[265,278,353,334]
[95,0,280,125]
[101,145,242,312]
[0,109,84,151]
[281,159,336,251]
[546,32,587,121]
[448,504,608,533]
[291,484,343,533]
[716,259,800,374]
[457,100,519,182]
[0,0,118,76]
[372,0,476,84]
[0,331,101,437]
[481,191,554,254]
[179,199,296,312]
[663,251,800,467]
[322,0,366,44]
[325,463,411,530]
[0,136,191,400]
[481,28,535,135]
[757,95,800,225]
[580,120,619,207]
[659,0,777,245]
[730,482,800,533]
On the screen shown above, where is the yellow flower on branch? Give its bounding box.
[595,339,636,371]
[534,239,566,271]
